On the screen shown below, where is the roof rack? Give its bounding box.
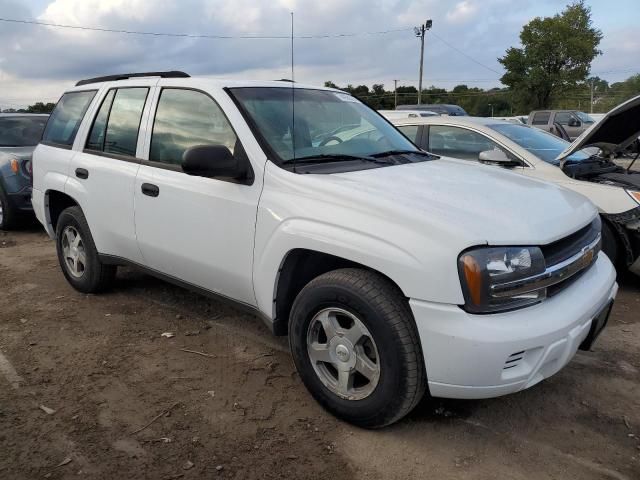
[75,71,190,86]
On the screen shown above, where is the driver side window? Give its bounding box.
[427,125,507,161]
[150,89,237,166]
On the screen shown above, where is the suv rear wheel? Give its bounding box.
[55,206,116,293]
[289,268,426,428]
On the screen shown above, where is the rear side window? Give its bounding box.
[42,90,96,147]
[397,125,420,143]
[532,112,550,125]
[86,88,148,157]
[150,89,237,165]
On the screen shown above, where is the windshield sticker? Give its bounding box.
[333,92,360,103]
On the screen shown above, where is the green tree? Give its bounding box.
[26,102,56,114]
[498,1,602,111]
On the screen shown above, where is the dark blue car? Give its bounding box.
[0,114,49,229]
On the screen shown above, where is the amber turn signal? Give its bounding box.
[461,254,482,306]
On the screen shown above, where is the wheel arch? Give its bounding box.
[45,189,80,234]
[270,248,407,336]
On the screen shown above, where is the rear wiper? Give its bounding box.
[370,149,436,159]
[283,154,393,165]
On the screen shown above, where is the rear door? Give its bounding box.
[133,85,261,305]
[531,111,552,133]
[66,80,156,262]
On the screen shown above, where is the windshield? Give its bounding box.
[0,116,48,147]
[228,87,418,164]
[575,111,595,124]
[490,123,591,165]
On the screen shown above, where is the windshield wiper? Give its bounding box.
[370,149,436,159]
[283,154,394,165]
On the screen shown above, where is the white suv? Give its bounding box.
[33,72,617,427]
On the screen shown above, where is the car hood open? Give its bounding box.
[556,94,640,163]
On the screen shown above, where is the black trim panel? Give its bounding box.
[98,254,275,333]
[82,149,142,164]
[40,140,73,150]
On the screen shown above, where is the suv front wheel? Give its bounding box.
[289,268,426,428]
[55,206,116,293]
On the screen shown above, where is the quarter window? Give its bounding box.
[150,89,237,166]
[428,125,508,161]
[86,88,148,157]
[532,112,550,125]
[42,90,96,147]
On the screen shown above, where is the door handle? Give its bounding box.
[75,168,89,180]
[141,183,160,197]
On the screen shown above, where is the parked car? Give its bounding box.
[528,109,596,140]
[491,116,527,124]
[390,99,640,276]
[0,113,49,229]
[33,71,616,427]
[378,110,438,120]
[396,104,468,116]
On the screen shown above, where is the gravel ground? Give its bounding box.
[1,227,639,480]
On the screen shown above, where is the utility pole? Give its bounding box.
[394,79,398,109]
[414,19,432,105]
[590,79,595,113]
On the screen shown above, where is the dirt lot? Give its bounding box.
[1,227,639,480]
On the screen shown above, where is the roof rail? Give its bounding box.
[75,71,190,86]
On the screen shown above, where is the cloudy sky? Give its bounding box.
[0,0,638,108]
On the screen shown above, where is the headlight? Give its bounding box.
[458,246,546,313]
[626,190,640,205]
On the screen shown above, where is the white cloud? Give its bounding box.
[445,1,479,25]
[0,0,636,107]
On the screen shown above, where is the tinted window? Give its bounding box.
[42,91,96,146]
[532,112,550,125]
[490,123,591,165]
[103,88,148,157]
[0,117,48,147]
[428,125,507,161]
[397,125,420,143]
[86,90,116,151]
[555,112,574,125]
[150,89,237,165]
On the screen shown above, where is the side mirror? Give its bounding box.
[182,144,245,179]
[478,149,521,168]
[568,118,581,127]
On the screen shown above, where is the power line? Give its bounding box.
[0,17,413,40]
[430,32,502,75]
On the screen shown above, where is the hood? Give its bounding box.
[328,158,597,247]
[557,94,640,163]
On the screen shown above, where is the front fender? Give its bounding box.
[253,216,460,319]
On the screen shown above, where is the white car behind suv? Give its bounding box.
[387,99,640,277]
[33,71,617,427]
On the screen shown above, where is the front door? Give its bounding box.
[133,87,261,305]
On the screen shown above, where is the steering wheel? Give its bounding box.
[319,136,344,146]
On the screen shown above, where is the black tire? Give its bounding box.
[289,268,426,428]
[0,185,17,231]
[601,219,619,268]
[55,206,116,293]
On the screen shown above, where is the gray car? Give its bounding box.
[0,114,49,229]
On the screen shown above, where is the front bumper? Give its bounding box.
[7,186,33,212]
[410,253,617,399]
